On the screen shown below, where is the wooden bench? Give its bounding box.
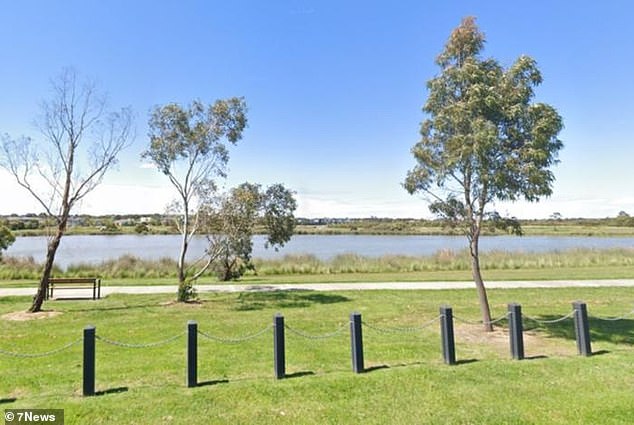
[46,278,101,300]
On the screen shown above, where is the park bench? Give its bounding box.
[46,278,101,300]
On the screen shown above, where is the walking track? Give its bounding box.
[1,279,634,298]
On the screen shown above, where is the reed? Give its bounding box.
[1,248,632,280]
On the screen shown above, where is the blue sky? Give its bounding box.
[1,0,633,218]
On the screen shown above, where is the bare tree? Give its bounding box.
[0,69,134,312]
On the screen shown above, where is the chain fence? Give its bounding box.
[362,315,442,335]
[198,325,272,344]
[95,333,183,348]
[0,338,81,358]
[522,310,576,325]
[284,323,348,340]
[590,308,634,322]
[453,312,510,326]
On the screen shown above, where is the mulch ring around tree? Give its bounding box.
[2,310,62,321]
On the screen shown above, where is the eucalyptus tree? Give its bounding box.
[0,68,134,312]
[143,98,248,301]
[203,182,297,282]
[0,225,15,260]
[404,17,563,330]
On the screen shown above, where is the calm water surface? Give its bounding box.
[6,234,634,269]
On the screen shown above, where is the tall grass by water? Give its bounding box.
[1,248,633,280]
[252,248,634,275]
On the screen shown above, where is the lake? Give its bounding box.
[5,234,634,269]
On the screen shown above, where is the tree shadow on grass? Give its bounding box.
[526,315,634,346]
[66,302,165,313]
[234,290,351,311]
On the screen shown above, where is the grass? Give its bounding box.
[1,287,634,424]
[1,248,634,285]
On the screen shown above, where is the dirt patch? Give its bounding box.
[454,323,576,358]
[2,310,62,321]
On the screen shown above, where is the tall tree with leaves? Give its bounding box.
[0,68,134,312]
[404,17,563,330]
[143,98,247,301]
[204,182,297,281]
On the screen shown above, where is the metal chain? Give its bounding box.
[95,333,183,348]
[198,325,271,344]
[362,316,442,334]
[454,312,509,326]
[523,310,575,324]
[591,308,634,322]
[284,323,348,340]
[0,338,81,358]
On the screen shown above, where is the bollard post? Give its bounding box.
[187,320,197,388]
[274,313,285,379]
[439,306,456,365]
[573,301,592,356]
[350,312,364,373]
[83,325,96,396]
[508,303,524,360]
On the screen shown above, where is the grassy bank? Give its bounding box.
[1,248,633,284]
[1,288,634,424]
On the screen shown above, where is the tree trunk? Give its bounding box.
[29,227,64,312]
[176,236,190,301]
[469,235,493,332]
[176,209,192,301]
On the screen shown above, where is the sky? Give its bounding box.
[1,0,633,219]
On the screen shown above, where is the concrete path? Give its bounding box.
[2,279,634,298]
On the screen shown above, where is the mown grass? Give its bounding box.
[1,288,634,424]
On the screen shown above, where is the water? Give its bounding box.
[5,234,634,269]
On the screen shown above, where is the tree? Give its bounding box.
[204,183,297,282]
[404,17,563,331]
[0,225,15,260]
[142,98,248,301]
[616,211,633,227]
[0,68,134,312]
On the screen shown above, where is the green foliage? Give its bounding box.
[134,222,149,234]
[404,16,564,228]
[143,98,247,180]
[206,183,297,281]
[0,225,15,259]
[404,16,564,326]
[143,97,248,301]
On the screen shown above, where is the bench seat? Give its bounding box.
[46,278,101,300]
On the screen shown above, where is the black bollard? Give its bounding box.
[508,303,524,360]
[350,312,364,373]
[573,301,592,356]
[440,306,456,365]
[187,321,197,388]
[274,313,285,379]
[83,325,96,396]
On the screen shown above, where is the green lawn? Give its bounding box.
[1,287,633,424]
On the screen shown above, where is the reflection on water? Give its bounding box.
[5,234,634,270]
